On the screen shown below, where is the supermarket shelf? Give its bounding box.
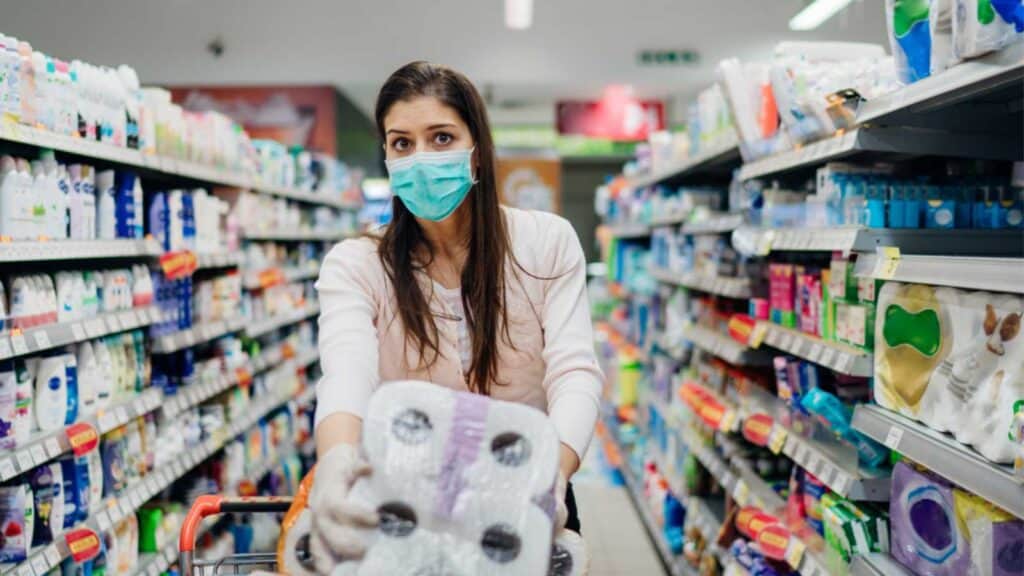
[606,428,688,576]
[686,497,726,562]
[779,428,890,501]
[0,305,163,361]
[850,553,915,576]
[649,213,691,228]
[195,252,244,270]
[240,229,354,242]
[0,122,358,210]
[732,226,1023,257]
[627,138,741,190]
[0,238,162,263]
[855,253,1024,293]
[0,381,310,576]
[649,267,751,298]
[680,213,744,236]
[606,222,651,239]
[245,303,321,339]
[242,265,320,291]
[758,322,873,377]
[681,324,771,366]
[852,404,1024,519]
[151,315,247,354]
[738,126,1021,182]
[857,43,1024,131]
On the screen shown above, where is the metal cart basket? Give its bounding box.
[180,495,294,575]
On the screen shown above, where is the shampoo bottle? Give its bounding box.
[13,359,32,442]
[76,341,96,416]
[93,340,113,409]
[33,354,67,432]
[60,349,78,425]
[0,156,19,238]
[95,169,116,239]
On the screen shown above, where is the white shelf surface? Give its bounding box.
[758,322,873,378]
[681,324,771,367]
[195,252,244,270]
[738,125,1021,181]
[240,229,354,242]
[649,267,751,298]
[0,122,359,210]
[0,382,313,576]
[855,253,1024,294]
[245,303,321,338]
[627,137,740,190]
[680,213,744,236]
[850,553,915,576]
[0,305,163,362]
[779,427,890,501]
[151,315,248,354]
[649,213,691,228]
[0,238,162,263]
[606,222,652,239]
[852,404,1024,519]
[242,265,320,291]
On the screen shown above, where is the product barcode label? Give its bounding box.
[44,545,61,566]
[16,450,34,470]
[30,445,47,465]
[33,330,51,350]
[0,338,12,359]
[45,437,62,458]
[884,426,904,450]
[10,333,29,355]
[0,457,16,480]
[96,510,112,532]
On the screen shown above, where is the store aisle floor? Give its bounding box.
[573,440,667,575]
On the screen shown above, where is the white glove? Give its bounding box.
[308,443,378,573]
[552,528,590,576]
[554,471,568,533]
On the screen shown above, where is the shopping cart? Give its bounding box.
[179,494,296,575]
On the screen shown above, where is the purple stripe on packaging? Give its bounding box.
[435,392,489,519]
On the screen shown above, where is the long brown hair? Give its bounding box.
[375,61,511,395]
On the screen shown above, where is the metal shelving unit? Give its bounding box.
[0,238,162,263]
[758,322,873,377]
[854,253,1024,293]
[649,213,691,228]
[240,229,354,242]
[151,315,247,354]
[649,267,751,298]
[242,265,320,291]
[682,324,772,366]
[627,137,741,190]
[681,213,744,236]
[0,305,163,362]
[732,226,1024,257]
[195,252,244,270]
[852,404,1024,518]
[0,123,359,211]
[244,303,321,339]
[606,222,652,239]
[779,428,889,501]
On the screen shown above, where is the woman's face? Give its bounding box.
[383,96,475,160]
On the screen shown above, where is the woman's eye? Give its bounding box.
[392,138,410,151]
[434,133,453,146]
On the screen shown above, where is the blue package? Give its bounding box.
[114,172,137,239]
[30,463,63,546]
[63,351,78,425]
[955,187,973,228]
[903,186,923,228]
[866,185,886,228]
[59,455,89,528]
[1002,189,1024,228]
[182,192,196,251]
[663,494,685,554]
[148,191,169,251]
[889,185,907,228]
[926,196,956,228]
[800,388,889,469]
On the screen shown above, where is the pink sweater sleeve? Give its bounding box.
[313,238,381,426]
[539,216,604,459]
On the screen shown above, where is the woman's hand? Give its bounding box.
[308,443,379,572]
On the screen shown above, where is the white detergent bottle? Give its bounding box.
[75,341,97,416]
[43,161,63,239]
[24,276,42,328]
[40,275,57,325]
[131,175,143,239]
[55,272,75,323]
[80,165,95,240]
[71,273,86,322]
[29,162,48,239]
[92,340,112,409]
[0,156,20,238]
[13,359,33,441]
[60,349,77,425]
[95,170,116,239]
[33,354,67,432]
[56,164,70,239]
[8,276,30,329]
[14,159,33,240]
[67,165,84,239]
[167,190,184,251]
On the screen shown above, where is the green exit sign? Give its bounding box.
[637,49,700,66]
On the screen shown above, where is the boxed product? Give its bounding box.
[770,264,797,327]
[835,301,876,351]
[822,492,889,574]
[875,282,1023,463]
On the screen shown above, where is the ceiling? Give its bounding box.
[1,0,888,123]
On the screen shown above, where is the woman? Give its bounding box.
[309,61,602,572]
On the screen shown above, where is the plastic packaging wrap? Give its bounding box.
[887,0,955,83]
[952,0,1024,59]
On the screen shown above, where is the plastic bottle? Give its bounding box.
[55,164,70,239]
[148,191,168,250]
[0,280,6,333]
[1,36,21,123]
[8,276,30,329]
[117,66,141,150]
[13,359,33,444]
[80,165,95,239]
[167,189,184,251]
[0,156,20,238]
[61,349,78,425]
[31,51,51,132]
[40,275,58,325]
[95,170,116,239]
[131,174,144,239]
[70,273,86,322]
[182,190,195,251]
[14,159,33,239]
[34,354,68,432]
[67,165,85,239]
[17,41,35,126]
[76,341,97,416]
[93,340,113,409]
[56,272,75,323]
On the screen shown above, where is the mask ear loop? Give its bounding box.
[469,146,480,185]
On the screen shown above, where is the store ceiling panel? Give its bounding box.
[0,0,886,116]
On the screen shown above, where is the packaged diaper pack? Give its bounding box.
[278,380,566,575]
[886,0,955,83]
[890,462,1023,575]
[874,282,1022,463]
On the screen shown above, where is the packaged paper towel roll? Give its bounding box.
[0,484,34,563]
[549,529,588,576]
[361,380,458,479]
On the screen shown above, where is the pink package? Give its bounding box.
[769,264,796,315]
[798,272,822,336]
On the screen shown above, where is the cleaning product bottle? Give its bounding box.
[82,272,99,319]
[167,189,184,251]
[80,165,95,240]
[16,40,35,127]
[132,172,144,239]
[56,272,75,323]
[93,339,113,410]
[56,164,71,239]
[76,341,97,416]
[114,171,137,240]
[148,191,168,251]
[14,159,33,239]
[0,156,20,238]
[60,348,78,425]
[8,276,30,329]
[67,164,84,239]
[33,353,68,432]
[182,190,196,251]
[31,51,50,132]
[40,274,57,325]
[13,358,33,444]
[0,360,17,450]
[95,170,116,239]
[30,161,48,239]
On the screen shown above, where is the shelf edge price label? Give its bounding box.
[10,331,29,355]
[732,480,750,505]
[884,425,905,450]
[33,330,52,350]
[873,246,901,280]
[768,425,788,455]
[784,537,807,571]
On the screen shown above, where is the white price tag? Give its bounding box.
[44,545,61,567]
[0,457,16,480]
[0,338,12,359]
[840,354,856,374]
[146,477,159,495]
[109,501,124,522]
[147,565,161,576]
[33,330,52,350]
[120,311,135,329]
[71,323,86,342]
[16,562,35,576]
[732,480,750,505]
[30,445,47,465]
[779,333,793,351]
[97,510,112,532]
[106,314,122,333]
[10,333,29,355]
[132,398,146,416]
[119,498,134,518]
[808,343,823,363]
[31,555,49,575]
[98,411,117,431]
[884,425,904,450]
[86,318,105,337]
[832,472,850,496]
[131,490,145,508]
[45,437,62,458]
[820,348,837,369]
[16,450,34,470]
[116,406,129,424]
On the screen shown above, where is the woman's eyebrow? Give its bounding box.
[386,128,411,135]
[427,123,457,130]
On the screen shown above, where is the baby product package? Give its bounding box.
[890,462,1024,576]
[953,0,1024,60]
[278,381,566,576]
[887,0,955,83]
[874,282,1022,463]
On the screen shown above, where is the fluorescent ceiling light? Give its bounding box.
[506,0,533,30]
[789,0,854,30]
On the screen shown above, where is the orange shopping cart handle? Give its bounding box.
[180,495,293,553]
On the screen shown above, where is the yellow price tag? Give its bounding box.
[874,246,901,280]
[785,538,807,569]
[720,409,738,432]
[732,480,750,505]
[768,425,789,454]
[750,322,769,349]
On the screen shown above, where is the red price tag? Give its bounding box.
[159,251,198,280]
[65,422,99,456]
[235,367,253,388]
[757,524,793,561]
[65,528,102,563]
[742,413,774,447]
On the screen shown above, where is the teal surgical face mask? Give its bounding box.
[385,148,476,222]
